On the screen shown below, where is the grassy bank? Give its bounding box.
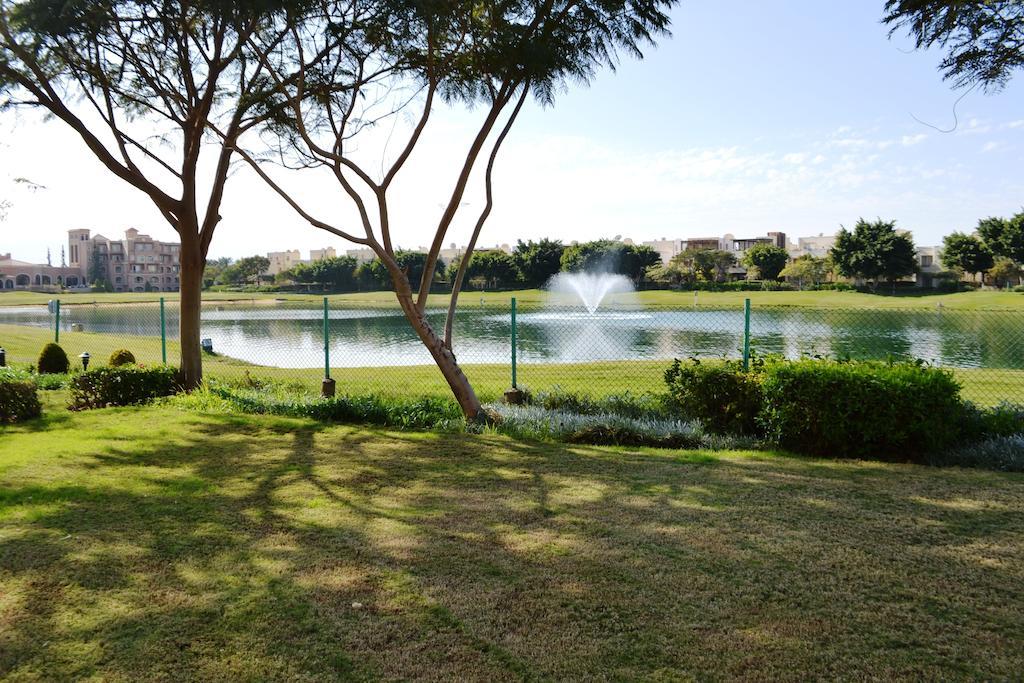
[2,287,1024,310]
[2,323,1021,405]
[1,404,1022,679]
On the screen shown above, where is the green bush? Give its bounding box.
[0,378,42,423]
[758,360,964,461]
[108,348,137,367]
[931,434,1024,472]
[527,387,668,420]
[664,359,762,434]
[37,343,70,374]
[69,366,178,410]
[959,402,1024,442]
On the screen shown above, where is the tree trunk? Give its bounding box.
[178,234,205,390]
[386,265,482,419]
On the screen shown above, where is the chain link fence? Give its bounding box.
[1,296,1022,406]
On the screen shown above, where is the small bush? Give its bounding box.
[959,401,1024,442]
[0,366,70,390]
[37,343,70,374]
[664,359,762,434]
[0,378,42,423]
[108,348,137,367]
[70,366,178,410]
[758,359,964,461]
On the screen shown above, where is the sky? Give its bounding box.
[1,0,1023,264]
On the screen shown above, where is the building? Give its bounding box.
[642,232,788,267]
[68,228,181,292]
[309,247,336,261]
[266,249,303,276]
[0,253,80,291]
[789,233,836,259]
[916,246,944,287]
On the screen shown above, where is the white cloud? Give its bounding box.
[901,134,927,146]
[981,141,1001,152]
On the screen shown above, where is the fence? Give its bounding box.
[1,295,1023,406]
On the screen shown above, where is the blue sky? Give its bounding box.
[2,0,1022,262]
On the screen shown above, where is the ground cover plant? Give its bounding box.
[0,403,1022,679]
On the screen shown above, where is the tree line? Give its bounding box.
[204,239,662,291]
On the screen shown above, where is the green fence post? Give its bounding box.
[742,298,751,371]
[54,299,60,343]
[160,297,167,365]
[322,297,336,397]
[511,297,518,389]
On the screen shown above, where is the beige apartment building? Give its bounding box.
[68,228,181,292]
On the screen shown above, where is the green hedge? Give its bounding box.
[758,360,963,461]
[0,378,42,423]
[69,366,178,410]
[664,359,762,434]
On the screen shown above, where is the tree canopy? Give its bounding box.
[830,219,918,287]
[560,240,662,282]
[883,1,1024,91]
[976,211,1024,264]
[941,231,993,277]
[513,239,565,288]
[742,244,789,281]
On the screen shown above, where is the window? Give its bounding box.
[921,255,934,267]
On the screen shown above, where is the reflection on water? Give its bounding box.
[1,302,1022,370]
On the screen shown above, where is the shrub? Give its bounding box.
[959,401,1024,442]
[931,434,1024,472]
[0,378,42,423]
[758,360,964,461]
[69,366,178,410]
[37,343,70,374]
[108,348,137,367]
[190,384,463,430]
[664,359,762,434]
[0,366,70,390]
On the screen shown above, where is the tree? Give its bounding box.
[941,232,993,282]
[234,0,675,418]
[447,250,518,289]
[88,246,109,289]
[988,257,1022,288]
[513,239,564,287]
[224,256,271,285]
[356,252,444,292]
[977,212,1024,263]
[0,1,311,388]
[286,256,358,290]
[560,241,662,282]
[831,219,918,289]
[203,257,233,288]
[742,244,789,281]
[884,1,1024,92]
[780,255,830,290]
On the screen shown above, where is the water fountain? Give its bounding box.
[547,271,635,314]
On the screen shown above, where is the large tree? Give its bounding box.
[234,0,675,418]
[447,249,518,290]
[742,243,789,281]
[831,218,918,289]
[560,240,662,283]
[941,231,993,282]
[0,0,313,387]
[977,212,1024,264]
[513,238,564,287]
[884,1,1024,91]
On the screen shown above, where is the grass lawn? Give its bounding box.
[1,403,1022,679]
[2,287,1024,310]
[4,323,1023,406]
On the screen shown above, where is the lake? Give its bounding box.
[1,301,1022,371]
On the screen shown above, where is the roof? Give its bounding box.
[0,258,40,268]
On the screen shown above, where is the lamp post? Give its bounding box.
[79,352,91,371]
[0,347,6,367]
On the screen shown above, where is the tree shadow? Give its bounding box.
[1,411,1023,679]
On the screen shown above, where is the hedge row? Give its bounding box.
[664,358,1013,462]
[69,366,178,410]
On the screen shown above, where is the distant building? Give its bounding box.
[642,232,787,269]
[266,249,303,276]
[789,234,836,259]
[309,247,336,261]
[0,253,80,291]
[68,228,181,292]
[916,246,944,287]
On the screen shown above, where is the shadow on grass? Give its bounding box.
[1,410,1023,679]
